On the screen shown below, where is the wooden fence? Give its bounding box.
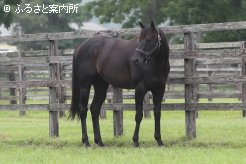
[1,21,246,139]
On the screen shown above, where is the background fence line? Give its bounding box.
[1,21,246,138]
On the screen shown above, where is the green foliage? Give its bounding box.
[165,0,246,24]
[86,0,169,28]
[13,0,92,50]
[86,0,246,42]
[164,0,246,42]
[0,0,21,28]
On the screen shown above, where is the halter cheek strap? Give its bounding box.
[135,41,161,63]
[135,28,162,64]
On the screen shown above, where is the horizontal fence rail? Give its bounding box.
[1,103,246,111]
[1,21,246,138]
[1,21,246,42]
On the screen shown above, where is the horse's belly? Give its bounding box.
[96,54,135,88]
[101,73,135,89]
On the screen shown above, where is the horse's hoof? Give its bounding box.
[97,142,105,147]
[82,138,91,147]
[95,140,105,147]
[83,142,91,147]
[157,141,164,147]
[133,142,139,147]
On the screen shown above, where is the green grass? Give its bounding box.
[0,109,246,164]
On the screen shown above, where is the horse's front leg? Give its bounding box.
[151,85,165,146]
[133,83,147,147]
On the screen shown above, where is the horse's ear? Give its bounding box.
[139,21,145,29]
[151,21,156,31]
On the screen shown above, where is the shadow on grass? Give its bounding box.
[2,136,246,149]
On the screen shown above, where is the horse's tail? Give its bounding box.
[69,54,80,119]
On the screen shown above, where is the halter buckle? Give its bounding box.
[144,55,151,64]
[158,34,161,41]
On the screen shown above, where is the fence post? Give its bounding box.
[100,85,112,119]
[113,87,123,136]
[241,41,246,117]
[144,92,151,118]
[207,68,212,102]
[58,63,65,118]
[19,52,26,116]
[49,40,59,137]
[184,31,197,139]
[9,71,17,105]
[194,59,199,118]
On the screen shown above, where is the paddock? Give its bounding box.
[1,21,246,139]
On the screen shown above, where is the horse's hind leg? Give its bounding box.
[79,83,92,147]
[90,76,109,146]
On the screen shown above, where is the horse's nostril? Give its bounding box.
[133,59,139,64]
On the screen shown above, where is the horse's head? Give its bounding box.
[132,21,168,65]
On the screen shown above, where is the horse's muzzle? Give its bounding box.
[132,58,139,65]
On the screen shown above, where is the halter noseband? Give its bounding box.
[135,28,162,64]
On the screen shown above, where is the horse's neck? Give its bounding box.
[128,37,139,47]
[131,37,139,43]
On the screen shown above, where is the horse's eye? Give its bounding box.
[139,35,145,40]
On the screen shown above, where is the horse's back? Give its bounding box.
[74,36,138,88]
[75,36,135,61]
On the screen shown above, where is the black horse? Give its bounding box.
[70,21,170,147]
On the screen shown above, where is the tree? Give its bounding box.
[86,0,169,28]
[86,0,246,42]
[165,0,246,24]
[164,0,246,42]
[0,0,21,28]
[13,0,92,50]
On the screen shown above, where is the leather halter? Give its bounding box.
[135,28,162,64]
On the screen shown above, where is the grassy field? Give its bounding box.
[0,105,246,164]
